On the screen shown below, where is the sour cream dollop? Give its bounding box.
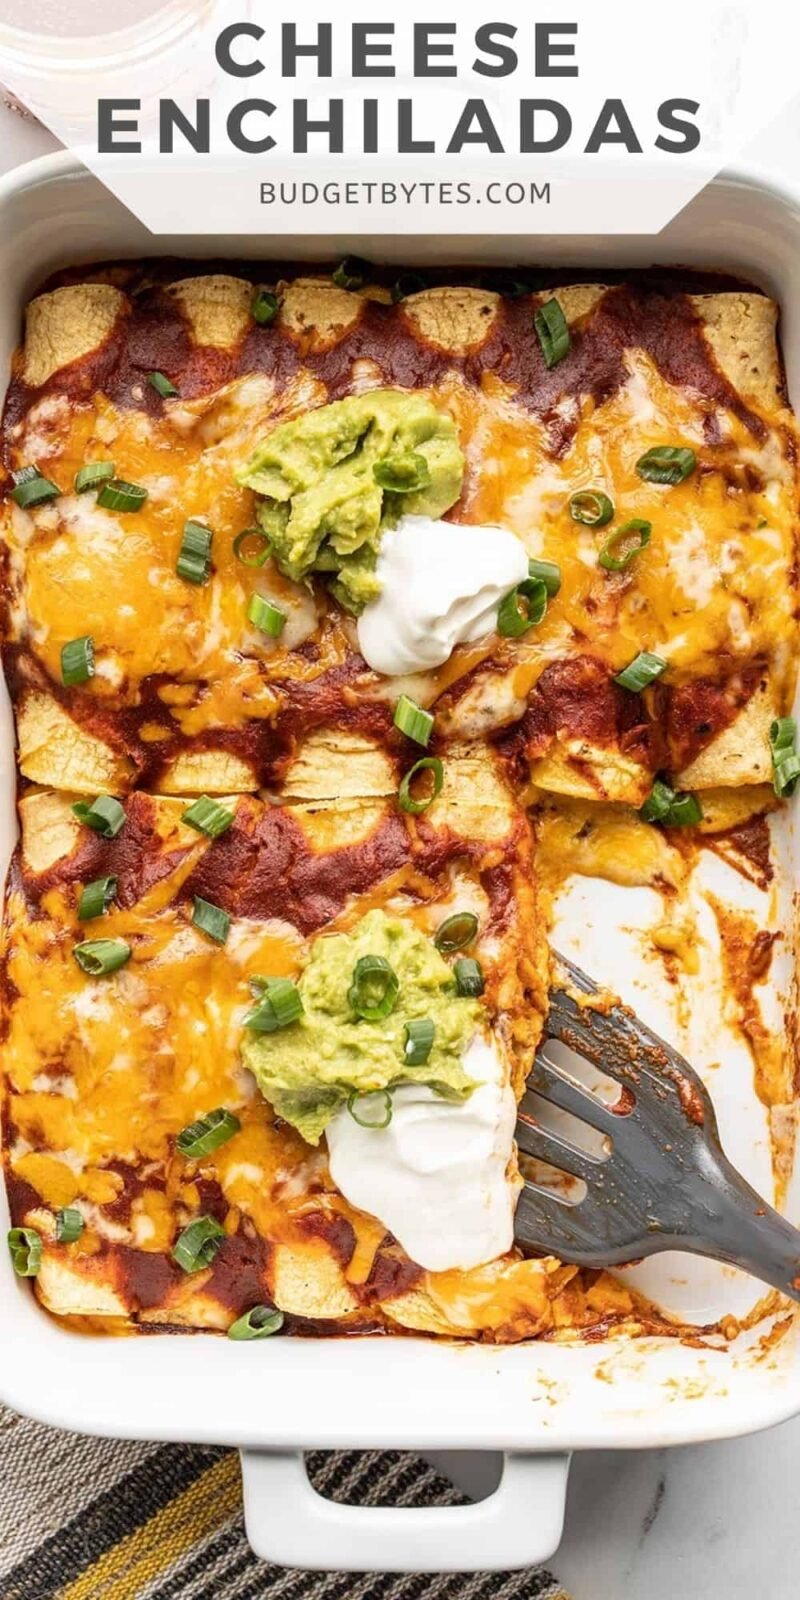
[356,514,529,677]
[326,1033,518,1272]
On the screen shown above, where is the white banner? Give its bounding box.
[0,0,797,234]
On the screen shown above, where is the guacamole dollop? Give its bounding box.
[241,909,482,1145]
[236,390,464,612]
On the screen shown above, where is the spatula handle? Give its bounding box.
[691,1150,800,1304]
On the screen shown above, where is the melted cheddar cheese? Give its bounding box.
[2,269,798,1346]
[2,775,560,1336]
[449,356,797,686]
[2,285,797,759]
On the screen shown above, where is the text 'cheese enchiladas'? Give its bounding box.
[2,261,798,1344]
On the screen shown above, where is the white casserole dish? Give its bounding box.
[0,150,799,1575]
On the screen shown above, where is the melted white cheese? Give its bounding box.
[244,578,319,655]
[326,1033,518,1272]
[356,514,529,677]
[18,392,71,460]
[666,520,716,606]
[438,670,526,739]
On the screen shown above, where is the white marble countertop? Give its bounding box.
[1,98,799,1600]
[433,1419,800,1599]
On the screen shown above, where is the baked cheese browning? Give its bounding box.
[1,269,797,800]
[2,262,799,1348]
[2,756,560,1335]
[709,897,789,1112]
[535,786,797,1199]
[4,779,729,1343]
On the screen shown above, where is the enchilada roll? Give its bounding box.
[3,754,585,1339]
[2,259,799,1348]
[20,283,129,391]
[0,266,795,800]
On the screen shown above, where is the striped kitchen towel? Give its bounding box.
[0,1404,568,1600]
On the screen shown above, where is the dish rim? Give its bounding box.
[0,147,798,1460]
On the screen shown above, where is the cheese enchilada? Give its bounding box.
[2,260,798,1343]
[2,267,795,802]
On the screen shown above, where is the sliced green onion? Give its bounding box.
[773,754,800,799]
[614,652,668,693]
[177,519,213,585]
[55,1207,84,1244]
[769,716,796,754]
[534,298,570,368]
[77,875,117,922]
[662,792,703,827]
[252,290,281,326]
[11,466,60,509]
[636,446,697,485]
[404,1018,435,1066]
[149,370,178,398]
[233,527,271,567]
[374,452,432,493]
[347,1089,393,1129]
[248,592,286,638]
[640,779,703,828]
[333,256,370,291]
[61,635,94,687]
[71,795,125,838]
[569,490,614,527]
[75,461,115,494]
[435,912,479,954]
[73,938,131,977]
[639,779,673,823]
[393,694,433,747]
[8,1226,42,1277]
[599,519,652,573]
[177,1107,241,1158]
[181,795,234,838]
[248,975,273,998]
[398,757,444,816]
[228,1304,285,1340]
[454,956,485,997]
[172,1215,225,1273]
[97,478,148,513]
[192,896,230,944]
[528,558,562,597]
[770,717,800,798]
[391,272,427,303]
[348,955,399,1022]
[243,976,303,1034]
[497,578,548,639]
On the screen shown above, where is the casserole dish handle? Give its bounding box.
[240,1448,570,1573]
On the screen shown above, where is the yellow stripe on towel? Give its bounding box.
[56,1453,241,1600]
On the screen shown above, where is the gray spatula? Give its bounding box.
[515,955,800,1303]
